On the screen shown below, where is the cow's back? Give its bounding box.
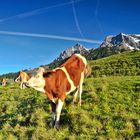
[61,54,87,87]
[2,78,7,86]
[20,72,29,82]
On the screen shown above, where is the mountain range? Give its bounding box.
[0,33,140,77]
[48,33,140,68]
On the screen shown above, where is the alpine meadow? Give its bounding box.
[0,0,140,139]
[0,51,140,139]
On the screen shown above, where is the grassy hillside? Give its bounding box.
[90,51,140,77]
[0,50,140,79]
[0,51,140,139]
[0,76,140,139]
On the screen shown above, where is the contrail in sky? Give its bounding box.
[0,0,83,23]
[94,0,104,35]
[0,31,102,44]
[94,0,100,17]
[71,0,85,38]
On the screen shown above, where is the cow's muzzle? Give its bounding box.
[24,82,30,88]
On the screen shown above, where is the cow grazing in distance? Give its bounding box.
[2,78,7,86]
[15,71,30,89]
[26,54,88,128]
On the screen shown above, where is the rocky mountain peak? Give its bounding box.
[56,43,89,61]
[101,33,140,50]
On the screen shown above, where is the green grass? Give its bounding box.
[90,51,140,77]
[0,51,140,139]
[0,76,140,139]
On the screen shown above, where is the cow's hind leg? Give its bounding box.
[73,89,78,104]
[50,101,56,127]
[54,99,64,129]
[79,72,84,106]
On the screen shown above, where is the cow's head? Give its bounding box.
[25,67,46,93]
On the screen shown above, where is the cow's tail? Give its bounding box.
[15,75,20,82]
[84,64,92,77]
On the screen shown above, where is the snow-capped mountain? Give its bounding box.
[85,33,140,60]
[49,33,140,68]
[55,43,89,61]
[100,33,140,50]
[48,43,90,69]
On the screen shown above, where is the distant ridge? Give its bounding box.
[0,33,140,78]
[49,33,140,68]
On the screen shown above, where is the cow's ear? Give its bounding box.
[43,71,52,78]
[38,67,45,72]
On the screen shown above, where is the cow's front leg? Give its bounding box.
[50,100,56,128]
[54,99,64,129]
[73,89,78,104]
[20,82,23,89]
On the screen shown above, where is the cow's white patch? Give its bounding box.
[27,73,46,93]
[23,73,27,82]
[56,99,64,121]
[78,71,84,106]
[15,75,20,82]
[33,87,46,93]
[74,54,87,66]
[60,67,76,94]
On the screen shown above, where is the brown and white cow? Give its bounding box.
[2,78,7,86]
[26,54,87,128]
[15,71,30,89]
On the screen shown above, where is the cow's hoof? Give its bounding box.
[72,101,77,104]
[54,121,60,129]
[49,120,55,128]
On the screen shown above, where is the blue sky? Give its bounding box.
[0,0,139,74]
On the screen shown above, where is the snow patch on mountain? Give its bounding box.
[100,33,140,50]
